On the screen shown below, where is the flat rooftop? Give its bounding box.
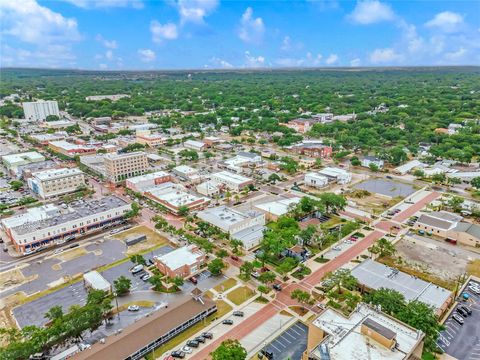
[148,183,204,207]
[33,167,83,180]
[126,171,169,184]
[49,140,93,151]
[72,297,216,360]
[2,151,45,164]
[197,206,261,231]
[254,197,301,216]
[155,245,202,270]
[351,259,451,310]
[213,171,252,184]
[311,303,422,360]
[104,151,146,160]
[3,196,129,236]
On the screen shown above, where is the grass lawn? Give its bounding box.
[467,259,480,277]
[114,300,155,313]
[227,286,255,305]
[214,278,237,292]
[146,300,232,359]
[314,257,329,264]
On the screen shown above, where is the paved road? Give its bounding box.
[190,229,385,360]
[392,191,440,222]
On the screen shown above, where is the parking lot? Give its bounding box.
[262,321,308,360]
[354,178,416,198]
[437,280,480,360]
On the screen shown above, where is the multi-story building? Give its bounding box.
[48,140,96,157]
[85,94,130,101]
[104,151,149,183]
[22,100,59,121]
[303,303,424,360]
[211,171,254,192]
[135,132,166,147]
[304,172,329,188]
[146,182,209,214]
[125,171,171,193]
[172,165,201,183]
[1,196,130,254]
[2,151,46,175]
[30,132,68,145]
[290,141,333,159]
[197,206,266,249]
[318,167,352,185]
[154,245,205,278]
[27,168,85,199]
[282,118,315,133]
[184,139,206,151]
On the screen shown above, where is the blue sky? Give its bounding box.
[1,0,479,69]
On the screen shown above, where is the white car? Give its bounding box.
[128,305,140,312]
[181,345,192,354]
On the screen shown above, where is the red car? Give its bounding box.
[190,276,198,284]
[230,255,239,261]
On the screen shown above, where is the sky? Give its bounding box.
[0,0,479,70]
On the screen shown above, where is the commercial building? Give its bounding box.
[211,171,254,192]
[41,119,75,129]
[30,132,68,145]
[48,140,96,157]
[197,206,266,249]
[447,171,480,184]
[2,151,45,174]
[196,180,221,197]
[393,160,426,175]
[414,211,480,247]
[172,165,202,183]
[125,171,171,193]
[303,303,424,360]
[27,168,85,199]
[184,139,206,151]
[351,259,452,315]
[136,131,166,147]
[304,172,329,188]
[290,141,333,159]
[282,118,315,133]
[16,160,58,180]
[223,152,262,173]
[146,182,209,214]
[254,196,301,221]
[1,196,130,254]
[83,271,111,293]
[361,156,384,169]
[154,245,205,278]
[79,154,107,178]
[318,167,352,185]
[72,296,216,360]
[203,136,224,147]
[104,151,149,183]
[85,94,130,101]
[22,100,59,121]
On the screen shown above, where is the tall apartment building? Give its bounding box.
[1,196,130,254]
[27,168,85,199]
[22,100,60,121]
[104,151,149,183]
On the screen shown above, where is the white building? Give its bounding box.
[223,152,262,173]
[83,271,111,292]
[318,167,352,185]
[184,140,206,151]
[393,160,426,175]
[125,171,171,193]
[2,151,45,174]
[172,165,201,182]
[361,156,384,169]
[304,172,329,188]
[146,182,209,214]
[23,100,59,121]
[197,206,266,249]
[447,171,480,184]
[1,196,130,255]
[28,168,85,199]
[254,196,301,221]
[196,180,221,197]
[85,94,130,101]
[211,171,254,192]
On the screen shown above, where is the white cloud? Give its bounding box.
[0,0,81,44]
[176,0,219,25]
[105,50,114,60]
[138,49,156,62]
[96,34,118,49]
[209,57,234,68]
[276,58,304,67]
[445,47,467,61]
[348,0,395,25]
[281,36,291,51]
[326,54,339,65]
[1,44,76,68]
[238,7,265,44]
[62,0,144,9]
[425,11,464,33]
[369,48,403,63]
[350,58,361,66]
[244,51,265,67]
[150,21,178,43]
[99,63,108,69]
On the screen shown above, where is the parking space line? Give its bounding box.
[444,328,456,338]
[279,334,292,344]
[269,343,283,352]
[284,331,296,340]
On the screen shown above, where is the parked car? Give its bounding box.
[181,346,192,354]
[452,313,464,325]
[131,265,144,274]
[148,258,155,266]
[251,271,260,279]
[170,351,185,358]
[141,274,151,281]
[459,306,472,315]
[230,255,239,261]
[190,276,198,285]
[456,307,468,318]
[201,332,213,339]
[186,340,199,348]
[273,284,282,291]
[258,349,274,360]
[194,336,206,343]
[233,311,244,317]
[127,305,140,312]
[222,319,233,325]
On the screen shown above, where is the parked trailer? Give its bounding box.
[125,234,147,247]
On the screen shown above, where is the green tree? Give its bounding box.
[216,249,228,259]
[149,275,164,291]
[290,289,313,305]
[413,169,425,178]
[257,285,269,299]
[230,239,244,254]
[124,202,141,219]
[471,177,480,190]
[211,339,247,360]
[350,156,361,166]
[113,275,131,295]
[178,205,190,216]
[318,192,346,214]
[208,258,226,276]
[9,180,23,191]
[325,269,358,294]
[171,276,184,289]
[268,173,281,184]
[447,196,464,212]
[44,305,64,322]
[130,254,146,266]
[258,271,276,286]
[179,149,199,161]
[368,163,379,172]
[363,288,406,316]
[369,238,396,258]
[431,173,446,184]
[239,261,254,280]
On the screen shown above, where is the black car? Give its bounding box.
[186,340,199,348]
[459,305,472,315]
[171,351,185,359]
[273,284,282,291]
[201,332,213,339]
[222,319,233,325]
[233,311,244,317]
[194,336,206,343]
[259,349,274,360]
[456,307,468,318]
[148,258,155,266]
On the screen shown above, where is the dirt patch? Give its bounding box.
[0,269,27,292]
[93,249,103,256]
[289,306,309,316]
[112,226,168,255]
[56,247,88,262]
[52,263,62,271]
[347,193,392,215]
